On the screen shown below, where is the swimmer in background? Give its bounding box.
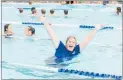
[116,7,122,15]
[61,0,75,5]
[65,1,74,4]
[29,1,32,5]
[31,7,38,15]
[40,17,104,64]
[25,26,51,40]
[18,8,24,13]
[3,24,14,37]
[60,1,66,5]
[49,9,60,18]
[41,9,46,17]
[73,0,78,4]
[70,1,74,4]
[2,24,43,40]
[39,9,46,21]
[66,1,69,4]
[64,9,68,18]
[49,9,55,16]
[102,0,109,5]
[25,26,35,36]
[3,25,35,36]
[24,26,49,40]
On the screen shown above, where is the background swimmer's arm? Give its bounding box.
[41,17,60,48]
[79,24,103,51]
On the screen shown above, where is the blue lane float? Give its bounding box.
[58,68,122,80]
[18,8,72,10]
[22,22,44,25]
[23,8,32,10]
[22,22,114,30]
[2,61,122,80]
[79,25,114,30]
[54,9,72,10]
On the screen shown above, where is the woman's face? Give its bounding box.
[66,37,76,51]
[25,27,32,36]
[7,25,12,32]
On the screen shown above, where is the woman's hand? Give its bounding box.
[94,24,104,30]
[41,17,51,25]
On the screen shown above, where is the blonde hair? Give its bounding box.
[66,36,77,45]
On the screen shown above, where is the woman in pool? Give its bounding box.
[64,9,68,17]
[3,24,14,37]
[41,9,46,17]
[49,9,55,16]
[29,1,32,5]
[18,8,24,13]
[31,7,37,15]
[41,17,103,64]
[3,24,35,38]
[116,7,122,15]
[25,26,35,36]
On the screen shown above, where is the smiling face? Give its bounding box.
[66,36,77,51]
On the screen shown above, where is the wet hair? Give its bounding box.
[64,9,68,15]
[31,7,36,12]
[4,24,10,32]
[28,26,35,35]
[71,1,74,4]
[103,0,107,5]
[66,1,69,4]
[19,8,23,13]
[107,1,109,4]
[29,1,32,5]
[50,9,54,14]
[66,36,77,45]
[117,7,121,15]
[41,9,46,14]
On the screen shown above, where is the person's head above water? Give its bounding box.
[25,26,35,36]
[116,7,121,15]
[50,9,55,15]
[70,1,74,4]
[102,0,108,5]
[29,1,32,5]
[66,1,69,4]
[64,9,68,15]
[65,36,77,51]
[31,7,36,14]
[18,8,23,13]
[41,9,46,15]
[4,24,13,35]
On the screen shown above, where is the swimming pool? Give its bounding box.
[2,3,122,79]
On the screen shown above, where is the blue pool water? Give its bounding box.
[2,3,122,79]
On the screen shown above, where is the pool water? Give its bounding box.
[2,3,122,79]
